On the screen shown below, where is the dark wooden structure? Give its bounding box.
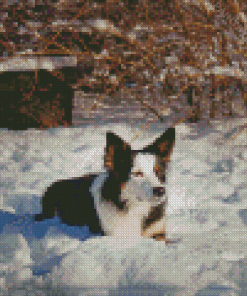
[0,70,73,130]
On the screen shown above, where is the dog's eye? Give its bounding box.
[132,171,143,177]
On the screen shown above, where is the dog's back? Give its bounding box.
[35,174,104,234]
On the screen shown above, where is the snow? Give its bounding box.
[0,118,247,295]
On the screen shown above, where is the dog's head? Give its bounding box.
[103,128,175,209]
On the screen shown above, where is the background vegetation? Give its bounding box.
[1,0,247,129]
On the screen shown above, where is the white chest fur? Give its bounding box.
[91,172,147,237]
[90,172,165,238]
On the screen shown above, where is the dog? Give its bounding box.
[35,127,175,242]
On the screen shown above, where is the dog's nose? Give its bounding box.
[153,187,165,197]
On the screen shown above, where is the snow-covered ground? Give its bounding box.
[0,118,247,295]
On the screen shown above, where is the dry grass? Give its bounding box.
[1,0,247,131]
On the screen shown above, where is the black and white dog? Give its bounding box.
[35,127,175,242]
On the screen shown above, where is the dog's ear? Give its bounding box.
[104,132,132,179]
[143,128,175,156]
[143,128,175,183]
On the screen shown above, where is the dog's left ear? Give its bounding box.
[143,128,175,156]
[143,128,175,183]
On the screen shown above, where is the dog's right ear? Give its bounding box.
[104,132,132,179]
[143,127,175,157]
[143,127,175,183]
